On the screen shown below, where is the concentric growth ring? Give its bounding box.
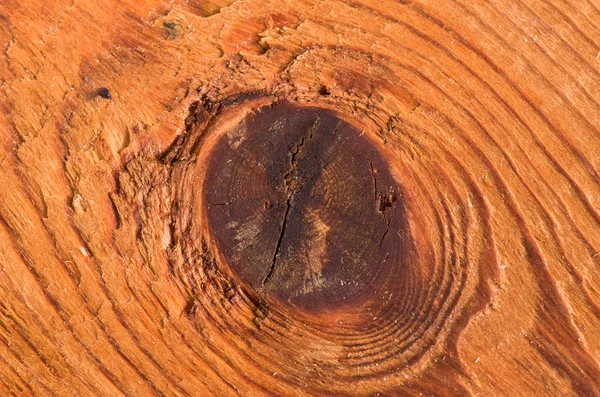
[161,70,495,392]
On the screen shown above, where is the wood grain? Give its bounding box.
[1,0,600,395]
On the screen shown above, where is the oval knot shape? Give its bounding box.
[204,101,405,314]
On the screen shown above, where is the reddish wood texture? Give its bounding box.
[1,0,600,395]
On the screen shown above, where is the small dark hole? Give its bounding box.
[257,42,270,55]
[163,20,182,39]
[163,21,177,30]
[95,87,111,99]
[318,85,330,96]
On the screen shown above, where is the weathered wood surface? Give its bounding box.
[1,0,600,395]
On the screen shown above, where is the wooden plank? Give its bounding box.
[1,0,599,395]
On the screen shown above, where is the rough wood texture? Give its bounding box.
[1,0,600,395]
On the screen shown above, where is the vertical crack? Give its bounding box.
[367,156,396,248]
[262,117,321,286]
[368,159,378,204]
[264,198,292,285]
[378,189,397,247]
[379,213,390,247]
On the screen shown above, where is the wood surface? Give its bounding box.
[1,0,600,395]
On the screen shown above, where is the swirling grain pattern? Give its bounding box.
[0,0,599,395]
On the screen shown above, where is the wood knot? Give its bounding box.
[203,101,406,314]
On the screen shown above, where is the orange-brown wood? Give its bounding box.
[1,0,600,395]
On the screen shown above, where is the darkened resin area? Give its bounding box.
[204,101,405,312]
